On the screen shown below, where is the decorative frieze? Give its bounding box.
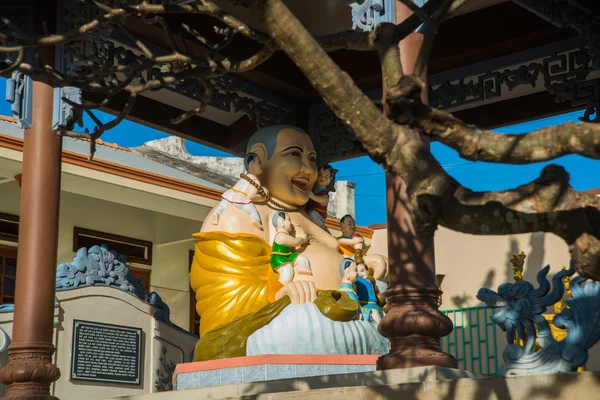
[429,49,594,110]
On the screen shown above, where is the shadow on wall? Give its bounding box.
[449,269,495,308]
[505,233,546,284]
[450,293,472,308]
[525,232,545,283]
[449,232,547,310]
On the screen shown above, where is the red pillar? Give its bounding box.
[0,77,62,398]
[377,1,457,370]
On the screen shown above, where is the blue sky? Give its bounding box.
[2,78,598,226]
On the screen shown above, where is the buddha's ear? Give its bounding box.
[246,143,268,170]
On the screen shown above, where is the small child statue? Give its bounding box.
[212,154,267,230]
[338,258,360,304]
[306,165,337,232]
[270,211,312,285]
[355,263,384,323]
[337,215,365,264]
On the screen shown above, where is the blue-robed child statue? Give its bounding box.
[355,264,384,323]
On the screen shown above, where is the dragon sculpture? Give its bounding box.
[477,261,600,375]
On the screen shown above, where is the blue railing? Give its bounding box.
[440,306,498,375]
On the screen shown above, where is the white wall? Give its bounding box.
[370,226,572,308]
[0,182,206,332]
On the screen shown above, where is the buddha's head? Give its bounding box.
[246,125,318,206]
[340,214,356,237]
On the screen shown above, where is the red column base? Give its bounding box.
[0,342,61,400]
[377,336,457,370]
[376,286,457,370]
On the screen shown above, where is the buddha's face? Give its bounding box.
[340,216,356,236]
[259,128,318,206]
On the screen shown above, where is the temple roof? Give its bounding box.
[0,118,226,191]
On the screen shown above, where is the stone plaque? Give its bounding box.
[71,320,142,385]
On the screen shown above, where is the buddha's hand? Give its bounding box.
[275,280,317,304]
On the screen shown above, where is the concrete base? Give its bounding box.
[102,370,600,400]
[102,366,480,399]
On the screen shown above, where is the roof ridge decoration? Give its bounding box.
[56,245,147,296]
[56,245,173,325]
[134,136,244,187]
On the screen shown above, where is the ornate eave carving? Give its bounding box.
[513,0,600,68]
[57,0,292,129]
[429,48,599,121]
[311,45,599,161]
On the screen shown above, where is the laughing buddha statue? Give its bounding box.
[190,125,389,361]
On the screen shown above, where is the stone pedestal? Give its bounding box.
[174,355,382,389]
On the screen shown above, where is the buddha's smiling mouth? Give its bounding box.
[291,177,309,192]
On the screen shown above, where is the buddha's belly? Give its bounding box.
[293,241,344,291]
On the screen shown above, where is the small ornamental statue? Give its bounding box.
[270,211,312,285]
[355,263,384,323]
[306,165,337,232]
[212,154,268,230]
[337,214,365,264]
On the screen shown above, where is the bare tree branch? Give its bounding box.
[0,5,126,51]
[1,0,599,278]
[255,0,600,279]
[171,79,213,124]
[59,93,137,160]
[433,165,600,280]
[420,108,600,163]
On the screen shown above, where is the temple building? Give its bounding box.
[0,0,599,399]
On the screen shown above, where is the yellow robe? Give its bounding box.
[190,231,283,336]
